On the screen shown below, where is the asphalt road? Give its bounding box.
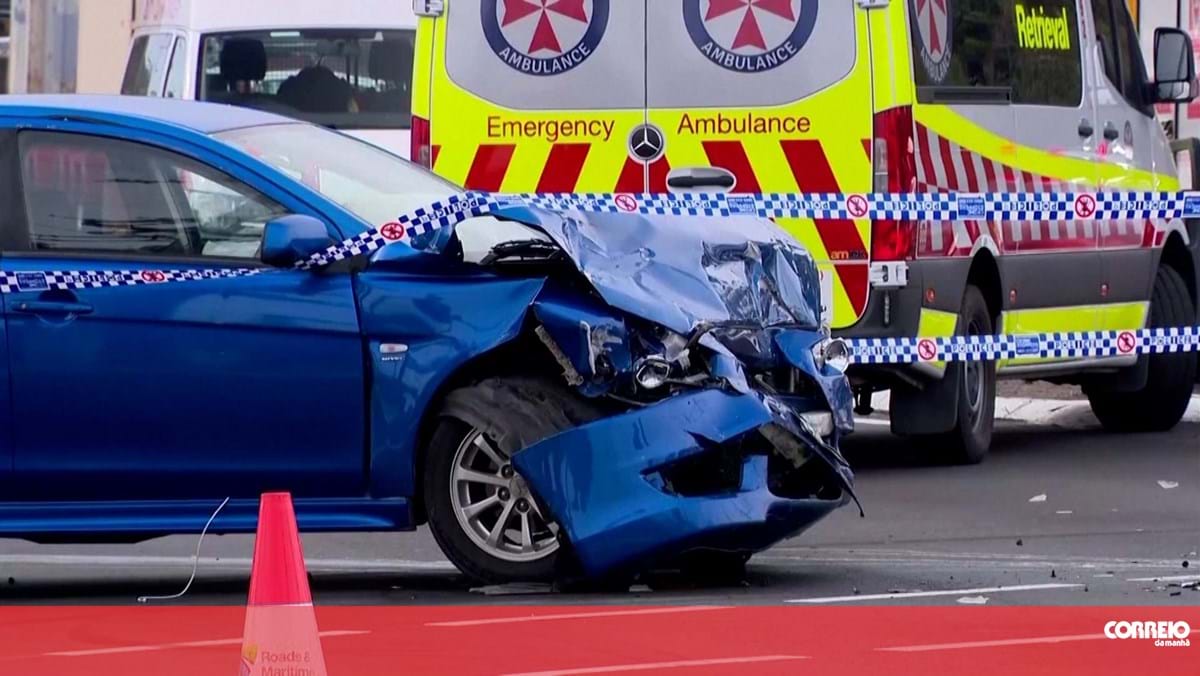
[0,391,1196,608]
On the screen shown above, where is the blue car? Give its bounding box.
[0,95,854,583]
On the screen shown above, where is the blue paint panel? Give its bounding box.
[0,497,410,535]
[512,389,844,575]
[2,259,365,500]
[356,270,545,497]
[772,329,855,433]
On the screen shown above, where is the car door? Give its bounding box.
[1090,0,1161,333]
[0,127,366,501]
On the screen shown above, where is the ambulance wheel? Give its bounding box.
[1088,266,1197,433]
[932,285,997,465]
[424,377,601,584]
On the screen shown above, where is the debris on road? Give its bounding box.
[1157,480,1179,489]
[957,595,989,605]
[1016,539,1024,546]
[469,583,555,596]
[1028,494,1047,503]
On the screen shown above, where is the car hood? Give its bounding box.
[407,204,824,336]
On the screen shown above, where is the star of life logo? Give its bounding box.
[483,0,609,76]
[1104,620,1191,648]
[684,0,817,74]
[910,0,952,83]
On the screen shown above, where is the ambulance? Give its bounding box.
[412,0,1200,463]
[121,0,417,156]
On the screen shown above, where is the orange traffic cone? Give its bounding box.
[239,492,328,676]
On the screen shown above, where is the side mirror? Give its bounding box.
[261,214,336,268]
[1153,28,1198,103]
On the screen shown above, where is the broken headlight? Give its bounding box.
[811,337,851,374]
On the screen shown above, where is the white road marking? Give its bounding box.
[1126,574,1200,582]
[45,630,368,657]
[499,655,808,676]
[786,583,1082,604]
[0,554,456,571]
[853,417,890,427]
[427,606,728,627]
[876,633,1103,652]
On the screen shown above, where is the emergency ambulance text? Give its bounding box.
[1015,4,1072,51]
[486,116,616,143]
[677,112,811,136]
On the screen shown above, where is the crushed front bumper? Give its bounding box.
[511,388,851,577]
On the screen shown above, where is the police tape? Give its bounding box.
[500,190,1200,222]
[841,327,1200,365]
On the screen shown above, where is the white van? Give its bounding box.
[120,0,417,157]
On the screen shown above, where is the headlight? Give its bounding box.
[812,337,851,374]
[634,356,672,389]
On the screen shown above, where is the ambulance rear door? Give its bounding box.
[428,0,646,193]
[645,1,875,329]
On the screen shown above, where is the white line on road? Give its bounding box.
[853,417,890,427]
[0,554,456,571]
[876,633,1103,652]
[1126,574,1200,582]
[45,630,369,657]
[427,606,728,628]
[786,583,1082,604]
[499,655,808,676]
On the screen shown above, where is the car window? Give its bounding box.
[910,0,1082,107]
[164,37,188,99]
[19,132,288,260]
[216,123,456,227]
[121,33,174,96]
[197,29,415,129]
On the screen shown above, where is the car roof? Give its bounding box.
[0,94,293,134]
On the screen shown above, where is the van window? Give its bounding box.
[164,37,187,99]
[1093,0,1151,113]
[197,29,415,129]
[122,33,174,96]
[645,0,854,108]
[909,0,1082,107]
[442,0,644,110]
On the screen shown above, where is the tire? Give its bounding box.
[927,285,997,465]
[1088,266,1197,433]
[423,377,601,584]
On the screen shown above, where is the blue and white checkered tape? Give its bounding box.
[842,327,1200,365]
[5,191,1200,367]
[497,190,1200,222]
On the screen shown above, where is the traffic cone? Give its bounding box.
[239,492,328,676]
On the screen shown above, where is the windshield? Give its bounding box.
[198,29,414,129]
[216,123,455,227]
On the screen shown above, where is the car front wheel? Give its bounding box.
[423,377,601,584]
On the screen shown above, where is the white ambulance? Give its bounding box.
[120,0,417,157]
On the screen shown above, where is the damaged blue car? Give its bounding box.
[0,96,853,583]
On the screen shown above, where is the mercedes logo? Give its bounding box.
[628,124,665,162]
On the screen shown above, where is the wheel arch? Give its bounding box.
[1160,232,1197,314]
[966,249,1003,325]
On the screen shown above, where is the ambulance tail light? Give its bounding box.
[411,115,432,168]
[871,106,916,261]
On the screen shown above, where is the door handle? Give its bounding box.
[14,300,94,315]
[666,167,737,192]
[1077,119,1094,138]
[1102,122,1121,142]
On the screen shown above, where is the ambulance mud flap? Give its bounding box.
[510,389,853,577]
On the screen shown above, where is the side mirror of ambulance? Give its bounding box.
[261,214,336,268]
[1153,28,1198,104]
